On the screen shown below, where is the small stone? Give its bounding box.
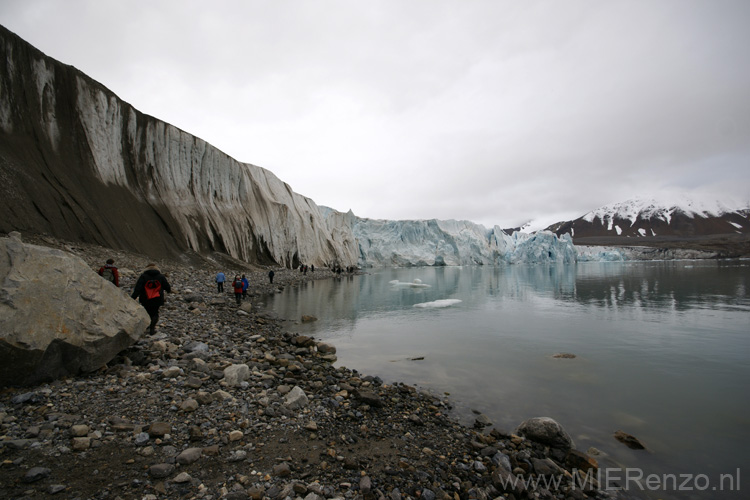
[135,432,150,445]
[247,486,264,500]
[71,437,91,451]
[229,430,243,442]
[173,472,192,483]
[185,376,203,389]
[304,421,318,432]
[223,364,251,387]
[474,413,492,427]
[614,430,646,450]
[148,422,171,437]
[189,426,203,441]
[202,444,220,456]
[149,463,175,479]
[163,366,181,378]
[181,398,199,412]
[552,352,577,359]
[360,476,372,495]
[301,315,317,323]
[48,484,66,494]
[70,424,89,437]
[23,467,51,483]
[354,389,384,408]
[316,342,336,354]
[284,386,309,410]
[229,450,247,462]
[273,462,291,477]
[176,447,203,465]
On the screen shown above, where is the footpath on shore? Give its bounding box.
[0,237,616,500]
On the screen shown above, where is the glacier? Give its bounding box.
[340,215,578,267]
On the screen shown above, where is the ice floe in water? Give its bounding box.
[413,299,462,308]
[389,279,431,288]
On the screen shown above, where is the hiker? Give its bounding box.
[97,258,120,287]
[131,263,172,335]
[231,275,243,305]
[311,264,314,273]
[268,270,275,284]
[241,274,249,299]
[215,271,226,293]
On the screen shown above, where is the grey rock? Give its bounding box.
[176,447,203,465]
[172,471,192,483]
[135,432,150,445]
[148,422,171,437]
[360,475,372,495]
[223,364,251,386]
[284,386,309,410]
[0,238,149,387]
[48,484,67,494]
[316,342,336,354]
[492,452,512,472]
[23,466,51,483]
[149,463,175,478]
[532,457,564,476]
[354,389,384,408]
[474,413,492,427]
[421,489,436,500]
[273,462,291,477]
[515,416,574,450]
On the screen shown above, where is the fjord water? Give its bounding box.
[264,261,749,499]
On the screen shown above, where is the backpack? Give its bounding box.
[144,279,162,300]
[101,267,116,283]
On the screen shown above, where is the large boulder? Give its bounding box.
[0,234,150,386]
[515,416,574,451]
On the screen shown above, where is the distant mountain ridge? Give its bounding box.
[547,197,750,239]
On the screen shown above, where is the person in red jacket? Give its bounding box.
[231,275,243,305]
[98,258,120,287]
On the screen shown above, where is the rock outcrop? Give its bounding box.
[0,234,150,386]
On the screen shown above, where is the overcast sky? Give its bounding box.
[2,1,749,228]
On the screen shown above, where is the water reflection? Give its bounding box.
[269,261,750,327]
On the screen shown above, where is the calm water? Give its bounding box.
[264,261,749,499]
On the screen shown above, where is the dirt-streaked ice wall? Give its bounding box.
[0,26,358,267]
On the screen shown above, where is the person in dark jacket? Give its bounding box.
[131,263,172,335]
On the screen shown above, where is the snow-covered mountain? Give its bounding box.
[548,197,750,239]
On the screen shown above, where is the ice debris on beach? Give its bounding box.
[413,299,462,308]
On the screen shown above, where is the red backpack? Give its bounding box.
[145,279,162,300]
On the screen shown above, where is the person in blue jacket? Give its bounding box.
[241,274,249,299]
[215,271,226,293]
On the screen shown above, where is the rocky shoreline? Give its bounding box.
[1,237,622,500]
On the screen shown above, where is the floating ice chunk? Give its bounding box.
[390,280,431,288]
[413,299,462,308]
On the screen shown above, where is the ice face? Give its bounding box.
[348,214,579,267]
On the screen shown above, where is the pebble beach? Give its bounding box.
[0,236,614,500]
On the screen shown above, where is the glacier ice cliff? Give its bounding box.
[342,215,578,267]
[0,26,358,267]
